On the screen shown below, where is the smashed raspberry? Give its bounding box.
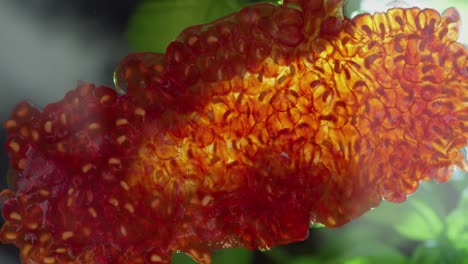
[1,0,467,263]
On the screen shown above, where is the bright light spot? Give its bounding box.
[350,10,365,18]
[359,0,468,43]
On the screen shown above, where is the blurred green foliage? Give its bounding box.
[126,0,265,52]
[126,0,468,53]
[125,0,468,263]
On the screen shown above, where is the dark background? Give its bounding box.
[0,0,139,262]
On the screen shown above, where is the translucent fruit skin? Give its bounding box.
[1,0,468,263]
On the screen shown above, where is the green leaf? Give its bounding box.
[410,250,438,264]
[340,257,401,264]
[310,222,325,229]
[172,248,253,264]
[392,198,444,241]
[126,0,246,53]
[460,247,468,264]
[315,218,404,260]
[450,147,468,192]
[289,256,322,264]
[343,0,362,18]
[363,181,446,241]
[409,240,463,264]
[330,243,407,264]
[172,252,198,264]
[212,248,253,264]
[263,247,292,264]
[341,257,374,264]
[446,187,468,247]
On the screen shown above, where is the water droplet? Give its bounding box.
[258,246,271,252]
[113,69,127,95]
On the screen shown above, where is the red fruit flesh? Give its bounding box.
[2,1,468,263]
